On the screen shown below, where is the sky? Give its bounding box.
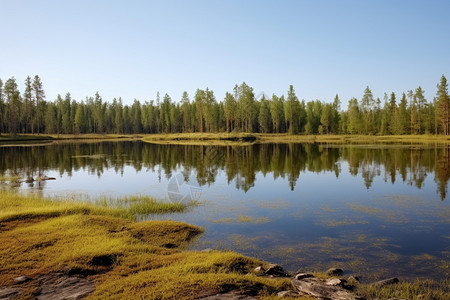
[1,0,449,107]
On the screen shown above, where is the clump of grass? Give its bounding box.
[95,195,186,217]
[356,278,450,300]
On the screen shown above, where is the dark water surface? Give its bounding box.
[1,141,449,281]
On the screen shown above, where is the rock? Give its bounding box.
[346,276,360,283]
[201,248,213,252]
[0,287,21,298]
[326,267,344,276]
[14,276,31,284]
[0,272,95,300]
[294,273,314,280]
[292,276,362,300]
[277,290,300,298]
[37,273,95,300]
[265,264,289,277]
[343,276,360,290]
[326,278,342,286]
[254,266,266,273]
[197,290,258,299]
[372,277,399,287]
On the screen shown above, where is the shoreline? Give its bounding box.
[2,132,450,146]
[0,192,448,299]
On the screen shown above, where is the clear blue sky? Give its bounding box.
[1,0,449,107]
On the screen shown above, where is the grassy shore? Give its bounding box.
[0,192,292,299]
[2,132,450,146]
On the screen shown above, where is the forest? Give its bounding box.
[0,75,449,136]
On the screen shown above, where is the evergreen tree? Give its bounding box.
[436,75,450,135]
[4,77,21,134]
[0,78,4,134]
[398,93,409,134]
[414,86,426,134]
[23,76,34,133]
[195,89,205,133]
[361,86,374,134]
[258,96,271,133]
[181,91,190,132]
[74,102,85,134]
[32,75,45,134]
[285,85,298,134]
[224,92,236,132]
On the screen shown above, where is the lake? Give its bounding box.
[1,141,449,282]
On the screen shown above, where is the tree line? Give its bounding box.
[0,75,449,135]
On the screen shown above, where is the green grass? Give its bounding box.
[356,278,450,300]
[2,133,450,146]
[142,133,450,145]
[0,192,184,222]
[0,192,292,299]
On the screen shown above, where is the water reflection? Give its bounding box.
[1,142,449,200]
[1,141,450,281]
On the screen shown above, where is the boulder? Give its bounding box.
[326,267,344,276]
[292,275,362,300]
[372,277,399,287]
[14,276,31,284]
[294,273,314,280]
[264,264,289,277]
[326,278,342,286]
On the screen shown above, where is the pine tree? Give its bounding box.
[4,77,21,135]
[0,78,4,134]
[32,75,45,134]
[181,91,190,132]
[224,92,236,132]
[436,75,450,135]
[23,76,34,133]
[285,85,298,135]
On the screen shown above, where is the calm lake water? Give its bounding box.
[1,141,449,281]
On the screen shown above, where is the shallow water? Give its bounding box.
[1,141,449,281]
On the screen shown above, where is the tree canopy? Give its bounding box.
[0,75,448,136]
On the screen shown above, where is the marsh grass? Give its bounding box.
[356,278,450,300]
[0,192,292,299]
[94,195,187,217]
[0,192,184,222]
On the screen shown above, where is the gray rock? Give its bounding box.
[254,266,265,273]
[277,290,300,298]
[346,276,360,283]
[292,276,362,300]
[14,276,31,284]
[198,290,258,299]
[343,276,360,290]
[326,278,342,286]
[372,277,399,287]
[0,287,21,298]
[294,273,314,280]
[265,264,289,277]
[326,267,344,276]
